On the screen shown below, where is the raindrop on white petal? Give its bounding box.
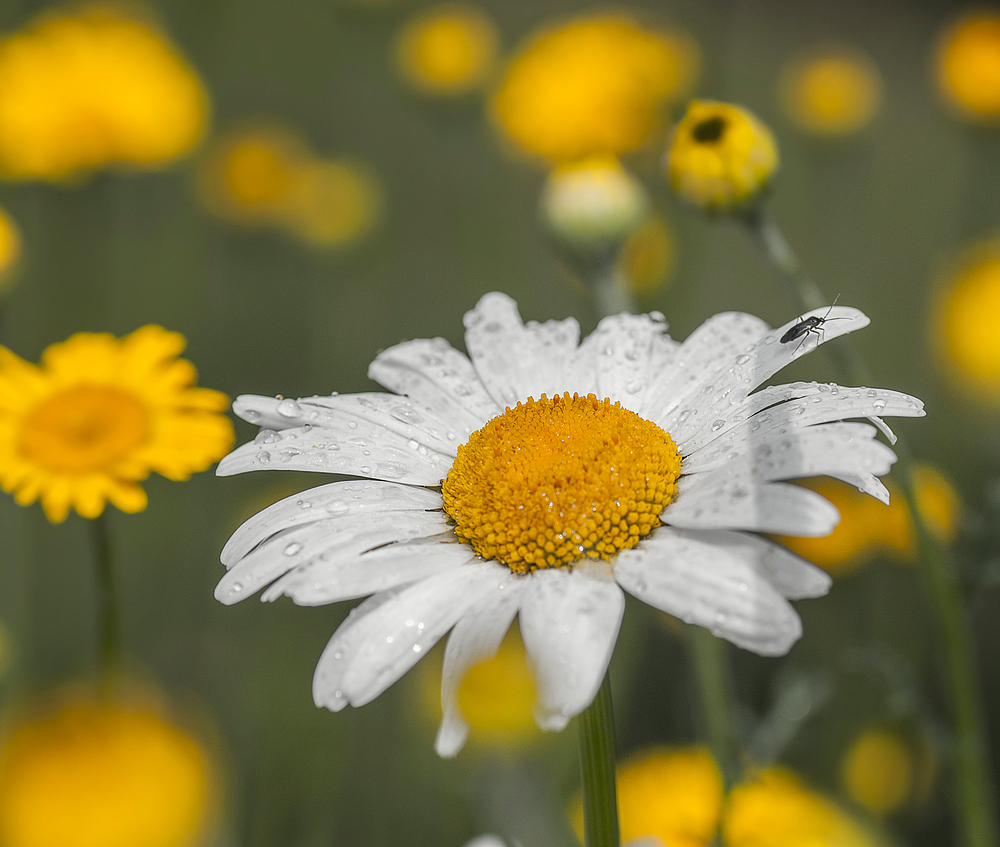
[243,409,261,422]
[872,398,886,411]
[255,430,281,445]
[347,421,358,429]
[276,398,302,417]
[711,419,726,432]
[283,542,303,556]
[256,450,271,463]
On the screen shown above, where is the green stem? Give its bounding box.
[687,625,742,788]
[89,511,119,689]
[745,210,998,847]
[589,261,638,320]
[578,671,620,847]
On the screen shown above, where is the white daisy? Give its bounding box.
[216,293,923,757]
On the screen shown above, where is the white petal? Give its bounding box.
[519,569,624,732]
[313,589,407,711]
[463,291,581,405]
[682,422,897,504]
[614,527,805,655]
[368,337,500,436]
[216,419,451,484]
[664,478,839,536]
[643,312,770,424]
[573,312,674,412]
[264,533,476,605]
[337,563,506,707]
[676,382,924,457]
[221,480,442,567]
[216,511,446,604]
[435,576,527,758]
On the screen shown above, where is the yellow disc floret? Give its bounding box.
[442,393,681,573]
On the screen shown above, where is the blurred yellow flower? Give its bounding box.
[200,124,383,249]
[666,101,778,213]
[0,207,22,293]
[0,696,214,847]
[0,326,233,523]
[492,15,699,162]
[775,466,960,576]
[779,46,882,136]
[539,156,649,249]
[841,729,914,816]
[421,626,539,751]
[723,768,878,847]
[396,4,499,95]
[619,215,678,295]
[0,5,208,181]
[935,13,1000,121]
[285,158,383,248]
[937,241,1000,400]
[199,125,310,224]
[571,746,723,847]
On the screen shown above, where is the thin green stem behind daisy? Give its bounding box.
[578,671,620,847]
[746,211,999,847]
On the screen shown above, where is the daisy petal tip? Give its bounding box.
[213,577,248,606]
[434,720,469,759]
[533,706,570,733]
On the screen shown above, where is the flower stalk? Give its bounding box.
[745,209,999,847]
[687,625,742,788]
[89,512,119,689]
[578,671,620,847]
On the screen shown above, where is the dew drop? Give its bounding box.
[327,501,349,515]
[276,398,302,417]
[231,582,243,593]
[735,354,751,365]
[359,465,372,474]
[298,500,312,510]
[255,450,271,463]
[377,462,408,479]
[255,430,281,445]
[283,542,303,556]
[711,419,726,432]
[872,398,886,411]
[391,406,423,425]
[243,409,261,422]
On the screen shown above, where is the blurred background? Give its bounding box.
[0,0,998,845]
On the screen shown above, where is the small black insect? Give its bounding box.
[780,295,844,351]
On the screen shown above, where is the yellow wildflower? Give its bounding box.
[284,158,383,248]
[0,207,22,294]
[619,215,678,295]
[0,5,208,181]
[0,695,214,847]
[779,46,882,136]
[841,729,914,816]
[935,13,1000,121]
[198,124,311,224]
[937,240,1000,401]
[666,100,778,213]
[571,747,723,847]
[492,16,699,162]
[776,467,960,576]
[723,768,878,847]
[0,326,233,522]
[396,4,499,95]
[421,626,539,751]
[539,156,649,249]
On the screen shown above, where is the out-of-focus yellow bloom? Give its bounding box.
[421,626,539,749]
[0,207,22,294]
[285,159,383,248]
[841,730,914,816]
[198,125,310,224]
[666,101,778,213]
[937,242,1000,400]
[571,747,723,847]
[723,768,878,847]
[539,156,648,249]
[779,46,882,135]
[0,5,208,181]
[619,215,677,295]
[0,326,233,523]
[935,13,1000,121]
[200,124,383,249]
[775,467,960,576]
[0,696,214,847]
[492,16,699,162]
[396,4,499,96]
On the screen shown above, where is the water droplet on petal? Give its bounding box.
[256,450,271,463]
[711,419,726,432]
[283,542,303,556]
[277,398,302,417]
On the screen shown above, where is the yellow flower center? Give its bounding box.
[691,115,727,143]
[19,386,149,474]
[442,393,681,574]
